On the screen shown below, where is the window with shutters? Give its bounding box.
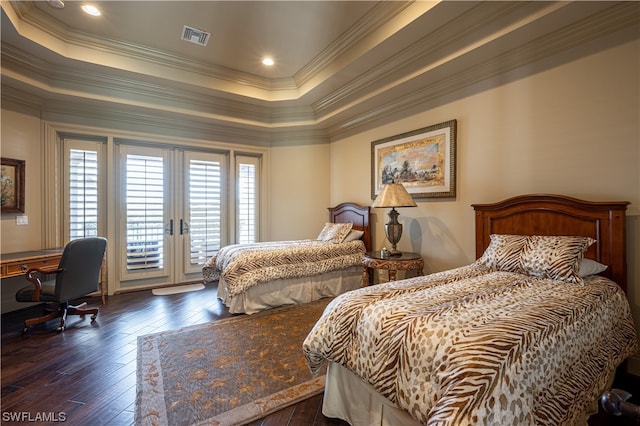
[49,124,267,291]
[124,153,165,271]
[64,139,105,242]
[236,154,260,244]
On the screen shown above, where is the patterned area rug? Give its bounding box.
[136,298,331,426]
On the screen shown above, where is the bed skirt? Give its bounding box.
[217,266,362,314]
[322,361,613,426]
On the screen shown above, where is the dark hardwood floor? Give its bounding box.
[1,283,346,426]
[2,283,638,425]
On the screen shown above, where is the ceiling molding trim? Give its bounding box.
[1,43,318,125]
[3,1,300,100]
[2,83,330,147]
[293,1,414,88]
[311,1,568,118]
[326,4,640,139]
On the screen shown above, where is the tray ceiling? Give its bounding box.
[1,1,638,144]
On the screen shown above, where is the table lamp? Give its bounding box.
[372,183,417,255]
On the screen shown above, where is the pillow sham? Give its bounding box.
[578,258,607,277]
[519,235,595,284]
[476,234,529,272]
[342,229,364,243]
[317,222,353,244]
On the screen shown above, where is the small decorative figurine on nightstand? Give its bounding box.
[381,247,390,259]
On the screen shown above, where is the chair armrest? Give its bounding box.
[25,267,63,302]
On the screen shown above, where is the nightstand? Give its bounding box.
[362,251,424,286]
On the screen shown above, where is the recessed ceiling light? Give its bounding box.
[47,0,65,9]
[262,57,274,66]
[82,4,101,16]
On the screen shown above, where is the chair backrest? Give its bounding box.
[55,237,107,302]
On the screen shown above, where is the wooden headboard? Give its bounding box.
[472,194,629,292]
[328,202,371,252]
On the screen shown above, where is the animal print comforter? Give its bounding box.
[202,239,365,297]
[303,264,638,425]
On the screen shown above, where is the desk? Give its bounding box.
[1,249,105,304]
[362,251,424,286]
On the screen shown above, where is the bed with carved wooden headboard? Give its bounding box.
[473,194,629,292]
[203,202,370,314]
[303,194,637,426]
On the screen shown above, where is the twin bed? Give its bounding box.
[202,202,370,314]
[202,194,637,424]
[303,194,638,426]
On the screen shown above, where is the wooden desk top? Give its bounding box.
[0,249,64,280]
[1,249,64,263]
[1,247,106,304]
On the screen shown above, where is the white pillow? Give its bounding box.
[316,222,353,243]
[578,259,608,277]
[342,229,364,243]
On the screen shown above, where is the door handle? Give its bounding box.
[165,219,174,236]
[180,219,190,235]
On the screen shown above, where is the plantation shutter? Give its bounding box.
[68,149,99,240]
[63,138,105,243]
[125,154,165,271]
[188,158,222,266]
[236,155,260,244]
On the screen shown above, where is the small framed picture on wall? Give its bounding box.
[1,157,26,213]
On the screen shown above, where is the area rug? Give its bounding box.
[152,283,205,296]
[136,298,331,426]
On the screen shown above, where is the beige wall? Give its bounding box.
[330,39,640,371]
[269,143,330,240]
[0,107,45,312]
[1,108,43,252]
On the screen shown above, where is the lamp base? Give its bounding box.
[388,247,402,256]
[384,208,403,256]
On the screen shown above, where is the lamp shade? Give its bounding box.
[372,183,417,208]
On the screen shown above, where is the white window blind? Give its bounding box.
[125,154,164,271]
[236,155,260,244]
[68,149,99,240]
[189,159,222,265]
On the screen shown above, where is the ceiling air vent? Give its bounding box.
[181,25,210,47]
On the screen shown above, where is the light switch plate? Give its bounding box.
[16,215,28,225]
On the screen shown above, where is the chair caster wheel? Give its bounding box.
[22,327,29,334]
[56,326,64,332]
[90,314,97,321]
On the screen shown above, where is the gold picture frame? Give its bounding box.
[1,157,26,213]
[371,119,457,199]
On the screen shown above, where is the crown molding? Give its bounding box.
[293,1,414,88]
[5,0,422,103]
[4,1,299,99]
[2,1,638,145]
[312,1,566,117]
[1,83,330,147]
[1,42,317,125]
[325,3,640,139]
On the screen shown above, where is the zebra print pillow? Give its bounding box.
[477,234,529,272]
[316,222,353,243]
[520,235,595,284]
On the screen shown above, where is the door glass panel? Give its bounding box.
[188,159,222,266]
[125,154,164,271]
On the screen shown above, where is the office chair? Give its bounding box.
[16,237,107,333]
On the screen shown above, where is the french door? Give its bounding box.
[117,144,227,290]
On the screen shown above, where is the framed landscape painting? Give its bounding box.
[1,157,25,213]
[371,119,457,199]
